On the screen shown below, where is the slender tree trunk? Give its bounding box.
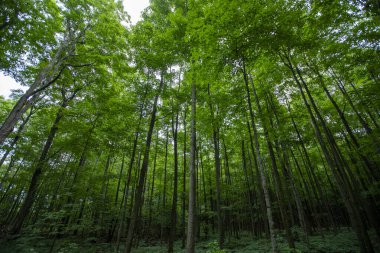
[222,138,232,185]
[246,120,268,238]
[241,141,256,237]
[97,150,112,237]
[332,72,373,135]
[116,103,144,252]
[281,52,374,253]
[115,154,126,207]
[241,60,278,253]
[62,149,88,229]
[147,132,159,234]
[186,81,196,253]
[265,92,311,236]
[348,82,379,129]
[195,142,201,241]
[0,161,20,213]
[9,95,71,234]
[4,187,24,225]
[0,157,16,198]
[181,108,187,249]
[106,153,126,242]
[199,148,209,239]
[0,38,79,145]
[207,84,224,248]
[296,66,374,253]
[288,105,336,231]
[124,73,164,253]
[0,107,34,169]
[160,129,169,242]
[308,63,379,181]
[283,146,310,236]
[168,87,180,253]
[331,69,379,134]
[221,138,233,240]
[250,76,294,248]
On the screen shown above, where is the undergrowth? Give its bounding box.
[0,228,378,252]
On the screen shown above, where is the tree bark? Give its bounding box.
[241,60,278,253]
[181,107,187,249]
[116,102,144,252]
[0,35,81,146]
[9,91,74,234]
[0,107,34,169]
[250,76,294,249]
[186,81,196,253]
[207,83,225,248]
[241,141,256,237]
[168,85,180,253]
[124,72,164,253]
[280,52,374,253]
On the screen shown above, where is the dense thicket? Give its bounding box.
[0,0,379,252]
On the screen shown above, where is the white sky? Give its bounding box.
[124,0,150,25]
[0,0,150,99]
[0,73,23,98]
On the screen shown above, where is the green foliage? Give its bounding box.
[0,229,374,252]
[0,0,379,252]
[0,96,13,123]
[0,0,61,73]
[205,241,228,253]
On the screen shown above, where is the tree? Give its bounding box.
[0,0,128,146]
[1,1,379,252]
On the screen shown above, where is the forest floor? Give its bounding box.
[0,228,379,253]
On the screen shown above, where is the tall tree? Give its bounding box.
[186,80,197,253]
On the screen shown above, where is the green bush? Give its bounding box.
[206,241,228,253]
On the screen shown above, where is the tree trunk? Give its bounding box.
[186,81,196,253]
[250,76,294,249]
[308,62,379,181]
[241,141,256,237]
[207,83,225,248]
[168,86,180,253]
[0,38,79,146]
[116,103,144,252]
[124,72,164,253]
[281,52,374,253]
[160,128,169,242]
[242,60,278,253]
[181,107,187,249]
[246,120,268,238]
[0,107,34,169]
[147,132,159,235]
[9,95,70,234]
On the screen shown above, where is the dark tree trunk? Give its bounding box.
[0,107,34,169]
[280,52,375,253]
[186,81,196,253]
[168,84,180,253]
[250,76,294,249]
[242,60,278,253]
[124,73,164,253]
[241,141,256,237]
[116,102,144,252]
[9,94,72,234]
[181,108,187,249]
[207,83,225,248]
[0,37,80,145]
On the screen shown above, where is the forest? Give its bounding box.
[0,0,379,252]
